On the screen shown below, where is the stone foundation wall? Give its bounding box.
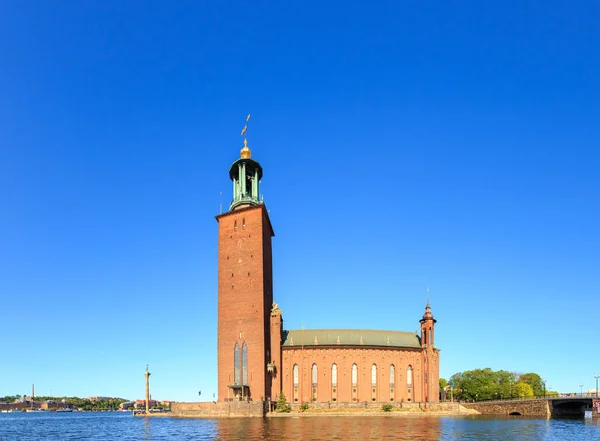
[593,400,600,419]
[171,401,265,417]
[462,399,550,418]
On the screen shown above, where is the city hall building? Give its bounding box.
[216,139,440,405]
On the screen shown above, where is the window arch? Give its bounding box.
[371,364,377,386]
[331,364,337,386]
[234,343,241,384]
[407,365,413,387]
[389,364,395,386]
[242,342,248,385]
[352,363,358,386]
[293,364,299,387]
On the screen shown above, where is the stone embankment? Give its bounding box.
[269,402,479,417]
[140,401,479,418]
[461,399,550,418]
[138,401,266,418]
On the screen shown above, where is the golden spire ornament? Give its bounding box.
[240,113,252,158]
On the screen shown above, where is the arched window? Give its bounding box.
[242,342,248,385]
[234,343,241,384]
[389,365,395,386]
[407,365,413,387]
[371,364,377,386]
[312,364,318,386]
[352,364,358,386]
[331,364,337,386]
[293,364,299,387]
[242,218,246,229]
[234,220,237,231]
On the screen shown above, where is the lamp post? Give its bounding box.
[594,374,600,398]
[579,384,583,396]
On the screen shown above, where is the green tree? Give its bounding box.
[518,373,544,397]
[514,382,534,398]
[450,368,519,401]
[439,378,447,389]
[275,392,290,413]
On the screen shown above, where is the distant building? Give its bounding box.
[119,401,135,410]
[134,399,159,409]
[216,141,440,404]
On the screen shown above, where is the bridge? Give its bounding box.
[460,395,600,419]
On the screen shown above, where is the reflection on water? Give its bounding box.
[217,416,443,441]
[1,412,599,440]
[212,415,600,441]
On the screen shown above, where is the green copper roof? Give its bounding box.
[282,329,422,349]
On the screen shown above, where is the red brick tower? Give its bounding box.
[420,302,439,403]
[216,139,275,402]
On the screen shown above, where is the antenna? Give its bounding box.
[219,191,223,214]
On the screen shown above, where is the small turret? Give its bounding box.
[420,302,436,347]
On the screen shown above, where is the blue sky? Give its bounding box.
[1,1,598,401]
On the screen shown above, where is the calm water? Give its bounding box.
[1,412,599,440]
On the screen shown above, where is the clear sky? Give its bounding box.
[1,1,599,402]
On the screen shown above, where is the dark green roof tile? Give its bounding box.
[282,329,421,349]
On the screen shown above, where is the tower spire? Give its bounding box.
[229,114,262,211]
[240,114,252,158]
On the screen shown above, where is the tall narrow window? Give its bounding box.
[242,342,248,385]
[428,328,432,345]
[371,364,377,386]
[242,218,246,229]
[234,343,241,384]
[407,365,413,387]
[293,364,299,387]
[311,364,318,402]
[331,364,337,386]
[352,363,358,401]
[390,364,396,401]
[234,220,237,231]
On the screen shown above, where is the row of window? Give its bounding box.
[293,363,413,387]
[233,219,246,230]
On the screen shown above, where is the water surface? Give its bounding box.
[1,412,599,440]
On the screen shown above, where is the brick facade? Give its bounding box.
[216,147,440,406]
[216,204,274,402]
[279,345,439,404]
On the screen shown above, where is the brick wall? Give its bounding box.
[279,345,440,404]
[217,205,274,402]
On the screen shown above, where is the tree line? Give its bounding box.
[440,369,557,401]
[0,395,128,410]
